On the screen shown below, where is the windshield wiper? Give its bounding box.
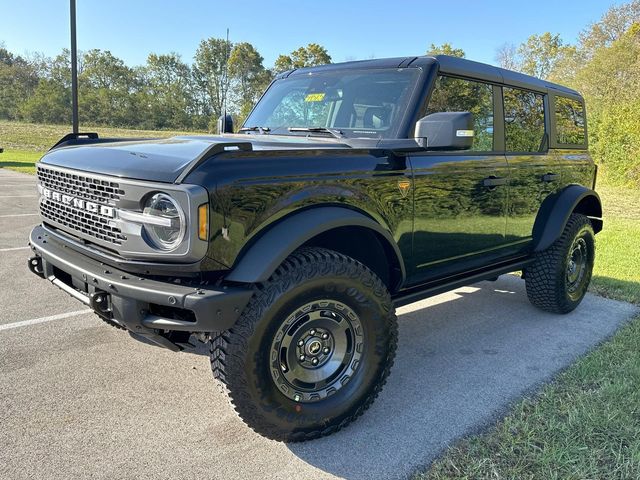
[239,126,271,134]
[288,127,345,139]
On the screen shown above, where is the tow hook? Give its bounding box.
[27,256,44,278]
[90,291,113,320]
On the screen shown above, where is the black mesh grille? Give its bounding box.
[37,165,124,205]
[37,166,126,245]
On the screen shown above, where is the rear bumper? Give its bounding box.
[28,225,253,350]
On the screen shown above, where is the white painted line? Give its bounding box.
[0,246,30,252]
[0,213,38,218]
[0,309,92,332]
[0,184,36,187]
[0,195,37,198]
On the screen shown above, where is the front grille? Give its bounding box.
[37,165,124,206]
[37,166,126,246]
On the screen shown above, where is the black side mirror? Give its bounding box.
[217,114,234,134]
[414,112,474,150]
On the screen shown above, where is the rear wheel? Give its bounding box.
[525,213,595,313]
[210,247,397,442]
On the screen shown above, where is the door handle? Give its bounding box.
[482,176,508,188]
[542,173,560,182]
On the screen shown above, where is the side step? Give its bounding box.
[392,258,532,308]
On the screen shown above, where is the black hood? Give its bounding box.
[40,134,350,183]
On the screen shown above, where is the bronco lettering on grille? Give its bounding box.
[38,185,115,218]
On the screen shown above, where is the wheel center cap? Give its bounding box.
[307,339,322,356]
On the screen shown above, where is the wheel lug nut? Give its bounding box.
[294,394,301,402]
[299,355,305,361]
[312,358,319,365]
[297,340,304,347]
[321,333,329,340]
[323,347,330,354]
[309,329,316,335]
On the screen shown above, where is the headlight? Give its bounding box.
[142,193,186,251]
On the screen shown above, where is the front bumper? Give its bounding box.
[28,225,253,351]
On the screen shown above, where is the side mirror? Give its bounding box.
[414,112,474,150]
[217,114,234,134]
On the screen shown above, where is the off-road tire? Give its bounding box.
[209,247,398,442]
[525,213,595,314]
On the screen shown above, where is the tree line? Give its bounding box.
[0,41,330,132]
[426,2,640,187]
[1,1,639,186]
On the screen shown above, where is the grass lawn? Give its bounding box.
[418,186,640,479]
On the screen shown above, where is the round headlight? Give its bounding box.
[143,193,186,251]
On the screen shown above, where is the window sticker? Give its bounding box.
[304,93,326,102]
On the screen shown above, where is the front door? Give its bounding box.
[406,75,510,285]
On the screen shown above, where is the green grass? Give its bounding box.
[418,185,640,480]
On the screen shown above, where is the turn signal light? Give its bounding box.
[198,203,209,241]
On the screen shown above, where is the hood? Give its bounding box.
[40,134,351,183]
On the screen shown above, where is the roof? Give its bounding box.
[283,54,580,98]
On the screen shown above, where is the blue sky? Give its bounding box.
[0,0,625,67]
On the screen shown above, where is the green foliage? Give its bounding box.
[518,32,574,79]
[274,43,332,73]
[0,37,333,132]
[426,43,465,58]
[228,42,271,121]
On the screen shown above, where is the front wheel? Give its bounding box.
[525,213,595,313]
[210,247,398,442]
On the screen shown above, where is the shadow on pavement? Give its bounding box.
[282,275,637,479]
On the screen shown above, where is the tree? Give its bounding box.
[143,52,195,129]
[495,43,519,70]
[228,42,272,120]
[0,49,39,120]
[79,49,141,126]
[426,43,465,58]
[517,32,571,79]
[193,37,233,127]
[578,0,640,57]
[274,43,331,73]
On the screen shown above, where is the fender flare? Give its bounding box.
[532,185,603,252]
[224,207,406,285]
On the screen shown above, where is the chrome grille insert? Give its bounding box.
[37,165,124,205]
[37,165,126,245]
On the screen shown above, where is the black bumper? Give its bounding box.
[28,225,253,350]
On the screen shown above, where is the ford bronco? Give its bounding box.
[27,55,602,442]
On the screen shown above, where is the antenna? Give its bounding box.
[222,28,230,134]
[70,0,79,133]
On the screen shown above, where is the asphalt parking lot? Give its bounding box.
[1,167,638,480]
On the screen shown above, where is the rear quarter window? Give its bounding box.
[554,96,586,146]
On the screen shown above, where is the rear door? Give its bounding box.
[501,87,562,252]
[407,75,510,285]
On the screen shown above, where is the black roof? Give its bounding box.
[285,54,580,98]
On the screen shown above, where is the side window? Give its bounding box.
[503,87,546,153]
[555,96,586,146]
[425,76,494,151]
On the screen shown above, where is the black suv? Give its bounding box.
[28,55,602,442]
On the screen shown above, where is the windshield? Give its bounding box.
[243,68,420,139]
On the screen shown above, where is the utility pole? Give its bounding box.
[70,0,79,133]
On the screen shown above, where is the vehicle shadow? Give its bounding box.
[280,275,637,480]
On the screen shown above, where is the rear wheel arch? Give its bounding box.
[224,207,406,291]
[532,185,602,252]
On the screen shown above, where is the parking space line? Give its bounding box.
[0,309,92,332]
[0,246,30,252]
[0,213,38,218]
